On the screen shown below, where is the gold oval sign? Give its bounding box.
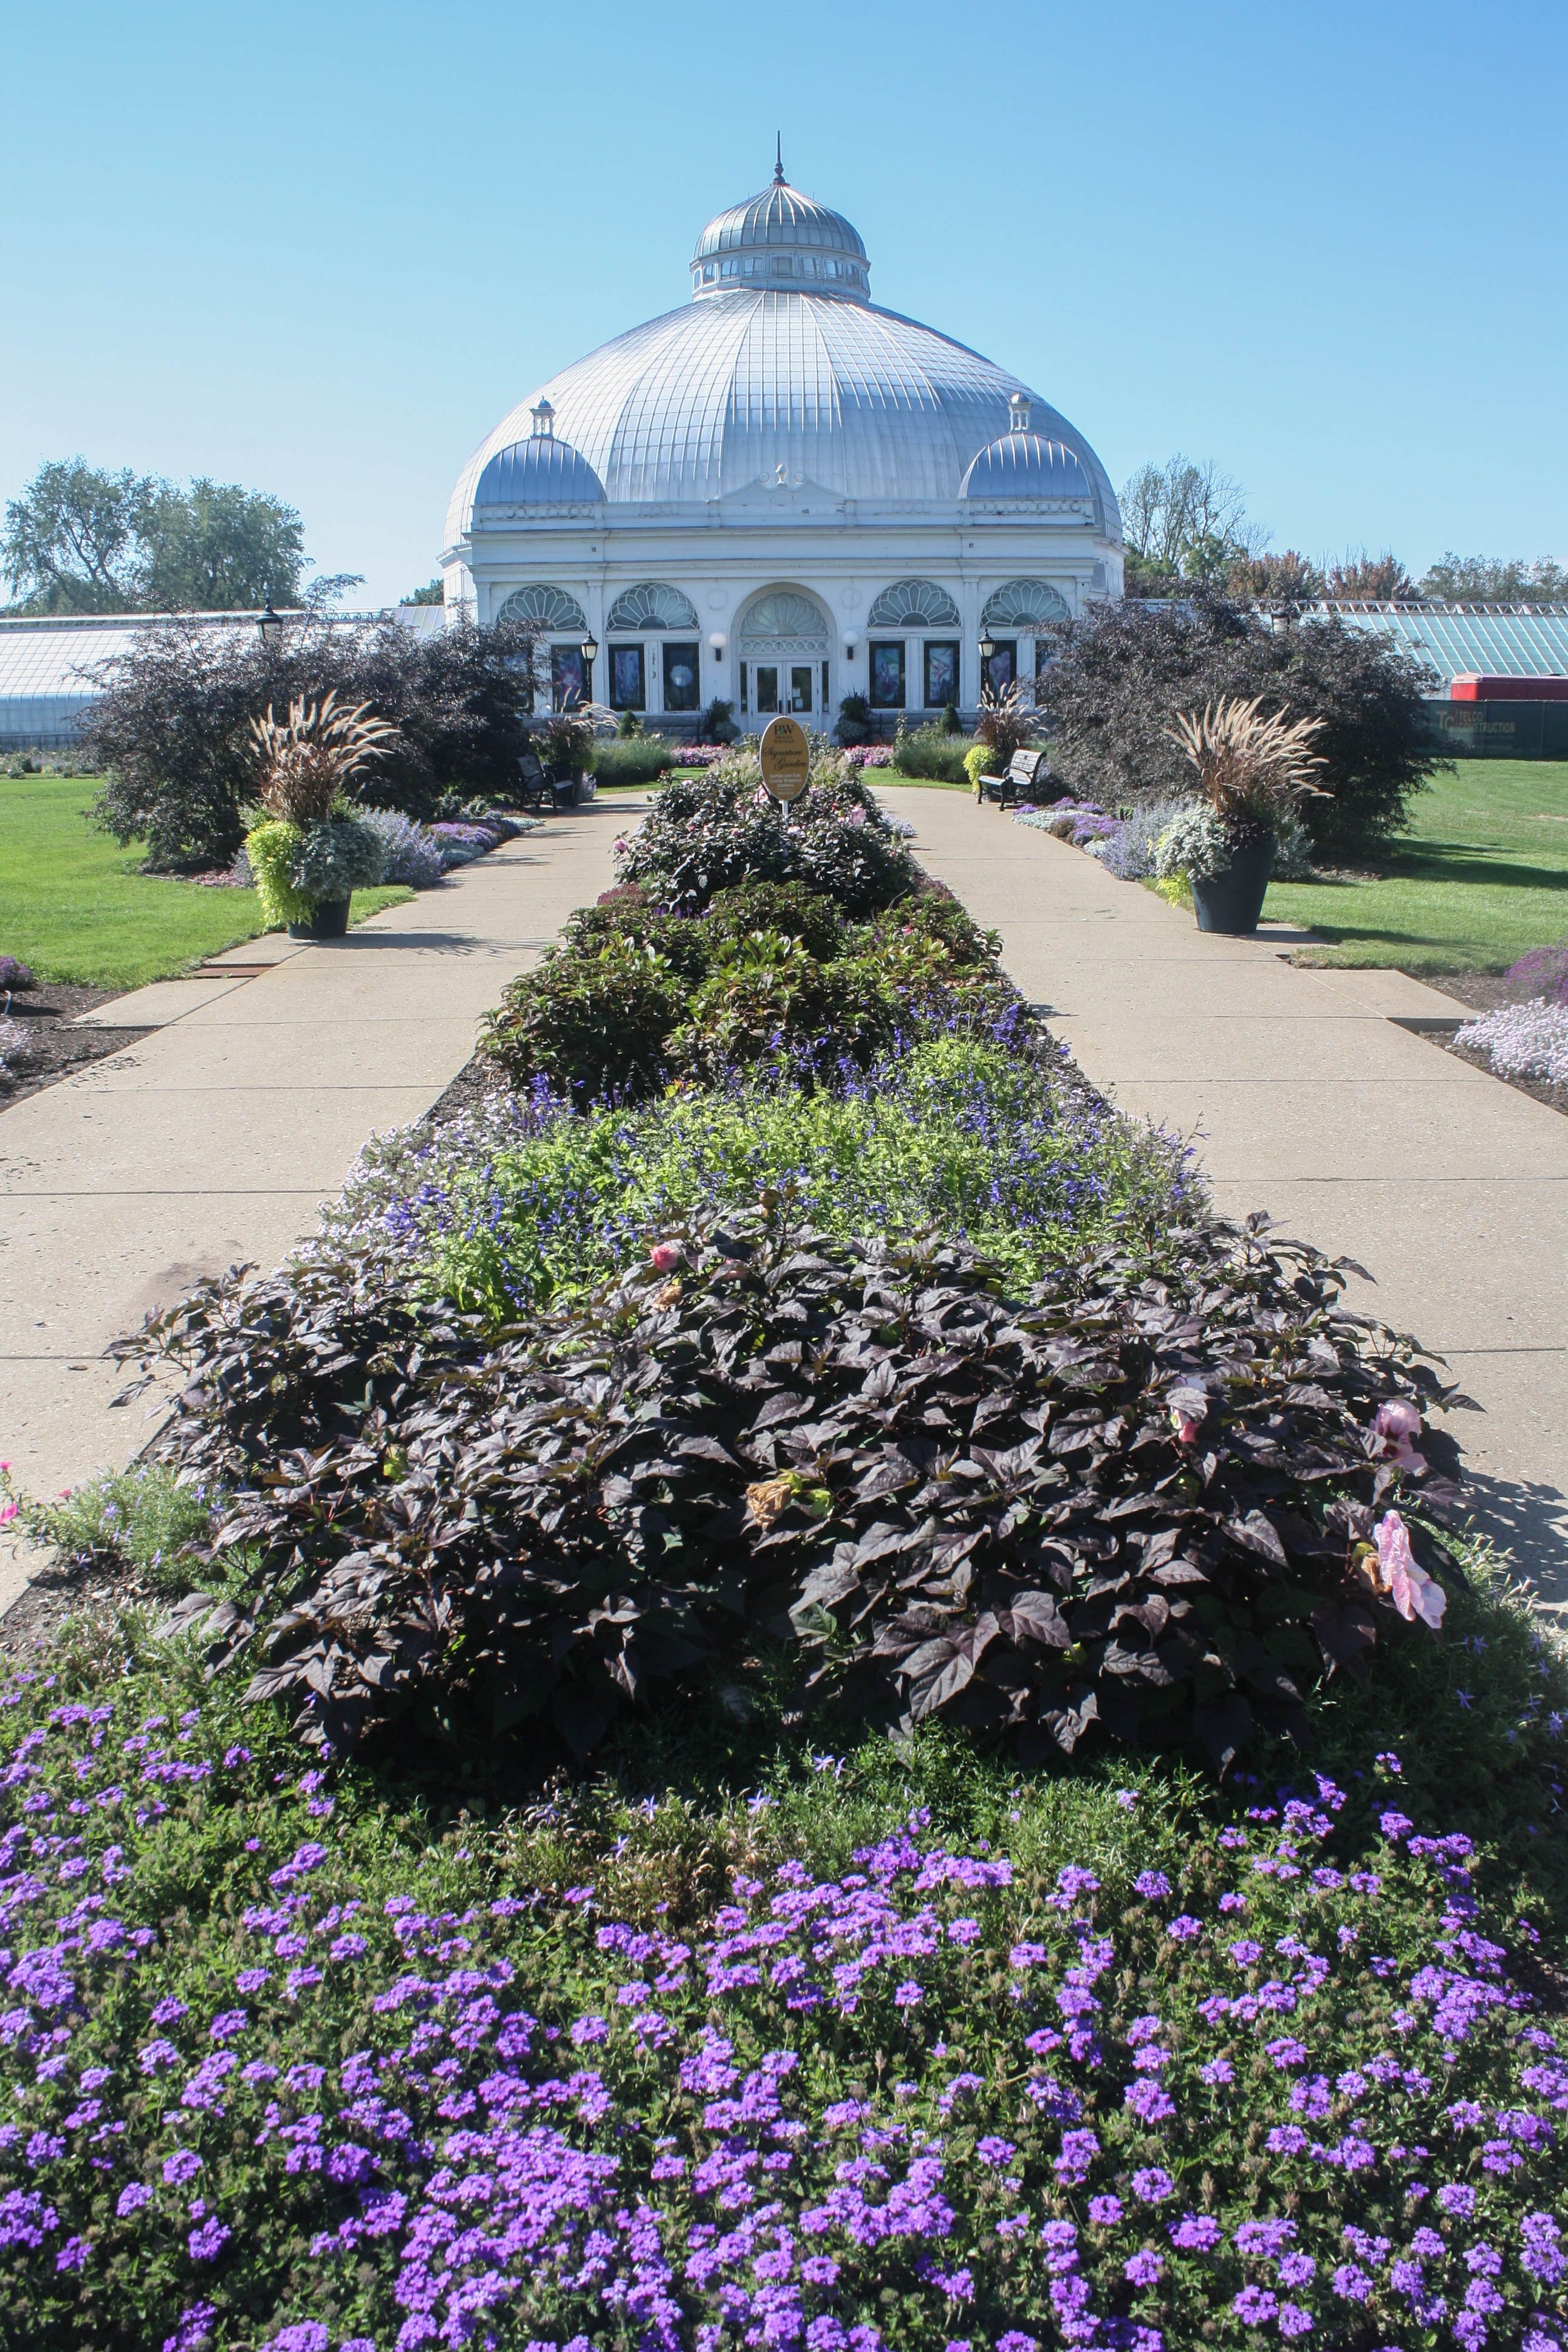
[759,715,811,801]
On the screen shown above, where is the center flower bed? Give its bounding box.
[4,754,1561,2352]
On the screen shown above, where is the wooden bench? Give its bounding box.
[976,747,1050,807]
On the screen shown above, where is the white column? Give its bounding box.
[960,576,982,709]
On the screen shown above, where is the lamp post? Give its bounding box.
[258,601,283,651]
[580,635,597,701]
[977,629,995,699]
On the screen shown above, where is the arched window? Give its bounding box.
[981,579,1071,629]
[866,578,961,629]
[605,581,700,631]
[496,583,587,631]
[738,591,829,649]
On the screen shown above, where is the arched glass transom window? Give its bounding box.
[866,578,961,629]
[981,578,1070,629]
[738,591,829,649]
[606,581,700,631]
[496,583,587,631]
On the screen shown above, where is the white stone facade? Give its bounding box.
[443,168,1123,731]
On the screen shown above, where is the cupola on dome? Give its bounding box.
[691,148,870,298]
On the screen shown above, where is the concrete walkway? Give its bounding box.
[880,784,1568,1598]
[0,806,623,1608]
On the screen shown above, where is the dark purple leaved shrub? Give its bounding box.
[139,1199,1460,1768]
[0,956,36,992]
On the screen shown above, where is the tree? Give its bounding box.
[1226,550,1326,605]
[137,478,306,610]
[1120,455,1259,589]
[2,457,311,615]
[2,459,151,612]
[1416,552,1568,604]
[82,613,545,871]
[1325,550,1416,602]
[1035,592,1439,862]
[402,578,445,606]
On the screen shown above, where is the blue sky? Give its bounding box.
[3,0,1565,608]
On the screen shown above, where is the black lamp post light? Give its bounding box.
[977,629,995,694]
[258,601,283,651]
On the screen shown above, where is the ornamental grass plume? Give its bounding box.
[248,691,402,826]
[1165,695,1329,829]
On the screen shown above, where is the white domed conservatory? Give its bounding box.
[443,159,1123,729]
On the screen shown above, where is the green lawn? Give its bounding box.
[1266,758,1568,970]
[0,776,413,990]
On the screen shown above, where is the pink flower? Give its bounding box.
[648,1242,683,1274]
[0,1501,16,1526]
[1372,1510,1446,1629]
[1374,1399,1426,1474]
[1169,1388,1207,1445]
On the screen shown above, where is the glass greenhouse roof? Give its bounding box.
[1308,602,1568,679]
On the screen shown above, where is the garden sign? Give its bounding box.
[759,715,810,803]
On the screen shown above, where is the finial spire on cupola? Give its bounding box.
[773,134,785,185]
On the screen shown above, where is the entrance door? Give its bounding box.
[747,661,814,715]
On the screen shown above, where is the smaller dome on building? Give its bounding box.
[960,431,1092,502]
[691,152,871,299]
[473,423,606,514]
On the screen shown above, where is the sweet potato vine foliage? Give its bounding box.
[0,1679,1564,2352]
[142,1202,1460,1769]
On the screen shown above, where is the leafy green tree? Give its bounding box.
[3,459,309,614]
[1416,552,1568,603]
[1119,454,1259,589]
[402,578,445,606]
[135,478,305,609]
[1,459,151,612]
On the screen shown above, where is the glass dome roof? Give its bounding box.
[447,171,1120,546]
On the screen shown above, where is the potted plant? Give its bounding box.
[244,693,400,939]
[1160,694,1327,934]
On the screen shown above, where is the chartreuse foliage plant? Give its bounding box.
[324,1035,1196,1320]
[0,1594,1563,2352]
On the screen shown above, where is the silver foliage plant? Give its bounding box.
[1456,998,1568,1086]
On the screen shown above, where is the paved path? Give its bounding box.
[0,806,623,1609]
[880,784,1568,1598]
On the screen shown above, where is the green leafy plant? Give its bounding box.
[614,763,918,916]
[480,930,683,1100]
[346,1033,1195,1320]
[964,742,990,790]
[891,722,972,783]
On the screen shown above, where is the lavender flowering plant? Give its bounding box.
[0,1642,1563,2352]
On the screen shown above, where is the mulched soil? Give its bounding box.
[424,1052,496,1129]
[1420,969,1568,1121]
[0,982,152,1109]
[0,1550,139,1666]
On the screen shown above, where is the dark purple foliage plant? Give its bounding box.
[136,1197,1460,1771]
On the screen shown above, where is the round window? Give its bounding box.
[669,663,694,690]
